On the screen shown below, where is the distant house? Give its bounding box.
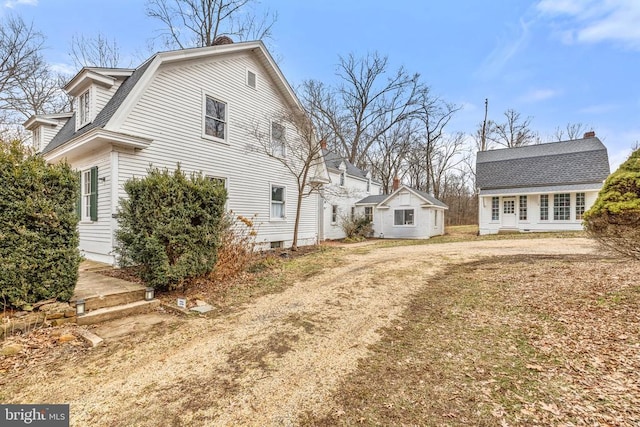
[356,177,447,239]
[475,132,610,235]
[318,145,382,240]
[24,41,329,264]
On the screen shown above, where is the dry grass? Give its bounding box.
[303,254,640,426]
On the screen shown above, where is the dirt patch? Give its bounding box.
[304,254,640,426]
[2,237,609,425]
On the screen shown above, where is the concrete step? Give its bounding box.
[77,289,146,311]
[77,300,160,326]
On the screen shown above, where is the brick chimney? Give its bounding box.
[583,131,596,139]
[392,176,400,191]
[320,139,327,150]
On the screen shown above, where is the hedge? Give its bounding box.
[114,166,227,290]
[0,140,80,309]
[584,148,640,260]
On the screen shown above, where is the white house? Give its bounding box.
[318,145,382,240]
[356,178,447,239]
[475,132,610,235]
[25,40,329,264]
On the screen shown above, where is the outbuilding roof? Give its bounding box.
[476,136,610,190]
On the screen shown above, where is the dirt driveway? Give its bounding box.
[5,238,597,426]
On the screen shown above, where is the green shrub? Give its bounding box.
[0,140,80,309]
[584,148,640,260]
[115,166,227,290]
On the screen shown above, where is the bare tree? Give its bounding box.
[0,15,69,138]
[69,33,123,68]
[366,120,414,194]
[300,52,428,168]
[486,108,537,148]
[145,0,277,49]
[552,122,589,141]
[250,107,325,250]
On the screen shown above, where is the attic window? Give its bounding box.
[78,90,91,127]
[247,70,256,89]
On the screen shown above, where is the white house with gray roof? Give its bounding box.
[318,146,382,240]
[25,40,329,264]
[356,178,448,239]
[475,132,610,235]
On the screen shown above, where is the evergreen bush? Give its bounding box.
[0,140,80,309]
[584,148,640,260]
[115,166,227,290]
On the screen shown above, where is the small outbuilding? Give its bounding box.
[476,132,610,235]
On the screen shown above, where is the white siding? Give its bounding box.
[71,148,113,264]
[94,80,123,114]
[478,190,600,235]
[116,53,318,249]
[373,190,444,239]
[321,169,381,240]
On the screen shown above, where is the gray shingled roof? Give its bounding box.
[412,188,448,208]
[357,195,387,204]
[322,149,372,180]
[356,186,448,208]
[476,137,610,190]
[42,59,154,154]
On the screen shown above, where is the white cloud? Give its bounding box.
[50,62,76,76]
[519,88,559,103]
[4,0,37,8]
[536,0,640,50]
[578,104,618,114]
[476,19,532,79]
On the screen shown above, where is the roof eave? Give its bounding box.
[43,128,152,163]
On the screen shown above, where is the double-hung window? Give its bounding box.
[271,185,285,219]
[519,195,527,221]
[331,205,338,223]
[78,90,91,127]
[554,193,570,220]
[79,167,98,221]
[540,195,549,221]
[271,122,286,157]
[364,206,373,223]
[204,96,226,140]
[491,197,499,221]
[576,193,586,220]
[339,171,345,186]
[394,209,414,226]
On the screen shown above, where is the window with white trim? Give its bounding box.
[270,185,285,219]
[80,167,98,221]
[394,209,414,226]
[271,122,286,157]
[364,206,373,223]
[576,192,586,220]
[331,205,338,223]
[339,171,345,186]
[204,95,226,140]
[434,210,438,227]
[247,70,256,89]
[554,193,570,220]
[350,206,355,220]
[503,199,515,214]
[366,178,371,193]
[78,90,91,127]
[540,195,549,221]
[491,197,499,221]
[519,195,527,221]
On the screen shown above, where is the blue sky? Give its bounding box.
[4,0,639,168]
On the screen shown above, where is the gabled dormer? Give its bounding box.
[64,67,134,131]
[24,112,74,153]
[338,161,347,186]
